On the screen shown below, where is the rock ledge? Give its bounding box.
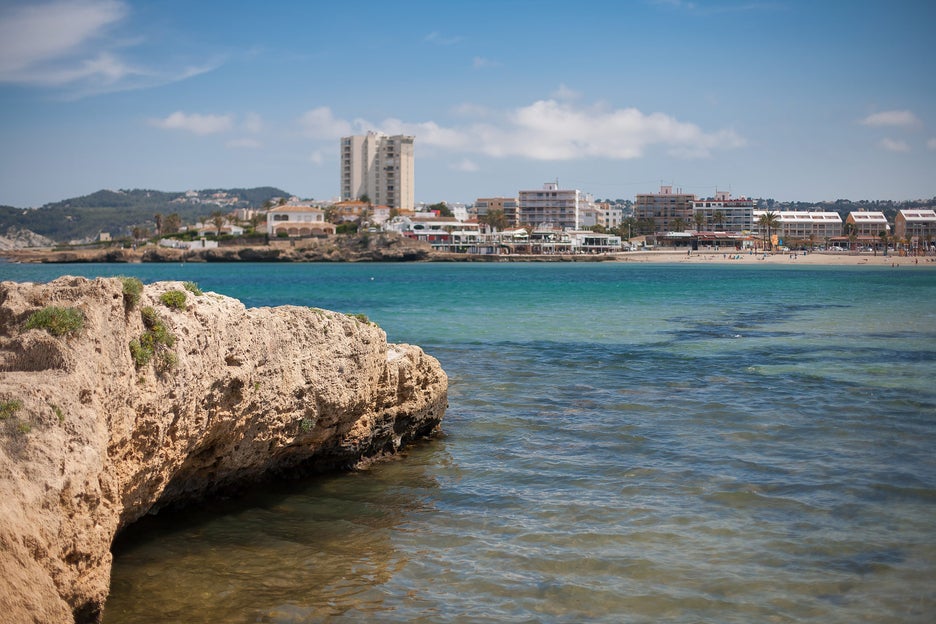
[0,277,447,623]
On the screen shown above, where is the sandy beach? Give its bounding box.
[615,250,936,267]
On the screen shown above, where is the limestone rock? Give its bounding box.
[0,277,447,623]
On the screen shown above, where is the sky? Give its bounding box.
[0,0,934,208]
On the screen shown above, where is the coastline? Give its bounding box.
[3,246,934,267]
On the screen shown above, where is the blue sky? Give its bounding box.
[1,0,934,207]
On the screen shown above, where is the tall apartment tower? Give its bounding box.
[340,132,414,211]
[634,185,697,234]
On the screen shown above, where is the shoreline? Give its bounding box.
[2,246,934,267]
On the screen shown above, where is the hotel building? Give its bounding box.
[894,209,936,247]
[340,132,414,211]
[518,182,587,231]
[692,191,755,233]
[753,210,843,244]
[634,185,697,234]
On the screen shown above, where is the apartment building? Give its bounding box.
[692,191,755,233]
[845,211,889,237]
[634,185,697,234]
[595,202,623,230]
[474,197,520,227]
[518,182,587,230]
[894,209,936,244]
[753,210,843,244]
[340,132,414,211]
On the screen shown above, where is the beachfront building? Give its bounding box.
[692,191,755,233]
[518,182,587,230]
[845,211,889,238]
[267,205,336,238]
[753,210,842,248]
[894,209,936,251]
[596,202,624,230]
[634,185,697,235]
[474,197,520,227]
[340,132,415,211]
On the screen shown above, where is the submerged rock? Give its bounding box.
[0,277,447,623]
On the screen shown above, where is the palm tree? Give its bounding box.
[671,218,688,232]
[210,211,226,237]
[758,210,780,251]
[693,212,706,232]
[712,210,726,230]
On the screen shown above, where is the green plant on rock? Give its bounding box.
[131,307,177,371]
[24,306,85,337]
[119,276,143,310]
[183,281,203,296]
[345,312,371,325]
[159,289,187,310]
[0,398,23,420]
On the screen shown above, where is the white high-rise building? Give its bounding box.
[518,182,587,230]
[340,132,414,211]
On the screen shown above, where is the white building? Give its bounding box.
[595,202,623,230]
[753,210,843,244]
[267,205,336,237]
[692,191,756,232]
[518,182,587,230]
[340,132,414,211]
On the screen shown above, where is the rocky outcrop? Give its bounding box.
[0,277,447,623]
[0,227,55,251]
[1,232,433,264]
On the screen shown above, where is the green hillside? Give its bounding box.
[0,187,290,243]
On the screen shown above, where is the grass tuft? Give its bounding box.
[24,306,85,337]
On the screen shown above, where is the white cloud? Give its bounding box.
[472,56,501,69]
[0,0,127,81]
[150,111,234,135]
[299,107,351,140]
[0,0,220,96]
[424,31,463,45]
[879,138,911,153]
[474,99,745,160]
[243,112,264,134]
[552,84,582,101]
[309,151,326,166]
[306,93,745,162]
[451,159,479,172]
[226,138,261,149]
[860,110,921,127]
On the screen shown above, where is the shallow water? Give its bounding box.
[3,262,934,622]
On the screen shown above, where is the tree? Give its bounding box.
[758,210,780,251]
[428,202,453,217]
[712,210,726,230]
[671,218,688,232]
[479,208,508,231]
[210,211,226,237]
[153,213,163,237]
[359,194,371,204]
[693,212,706,232]
[163,213,181,235]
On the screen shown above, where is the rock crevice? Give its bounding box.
[0,277,447,623]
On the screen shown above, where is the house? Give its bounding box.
[266,205,336,238]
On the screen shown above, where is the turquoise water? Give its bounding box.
[2,262,935,622]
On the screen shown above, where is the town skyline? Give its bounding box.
[1,0,934,209]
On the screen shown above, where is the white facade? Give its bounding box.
[340,132,414,211]
[267,205,335,237]
[692,192,756,232]
[518,182,587,230]
[753,210,843,242]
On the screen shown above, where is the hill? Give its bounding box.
[0,187,290,244]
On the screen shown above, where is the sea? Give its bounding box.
[1,261,934,623]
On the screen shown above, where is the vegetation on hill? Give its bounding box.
[0,187,289,243]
